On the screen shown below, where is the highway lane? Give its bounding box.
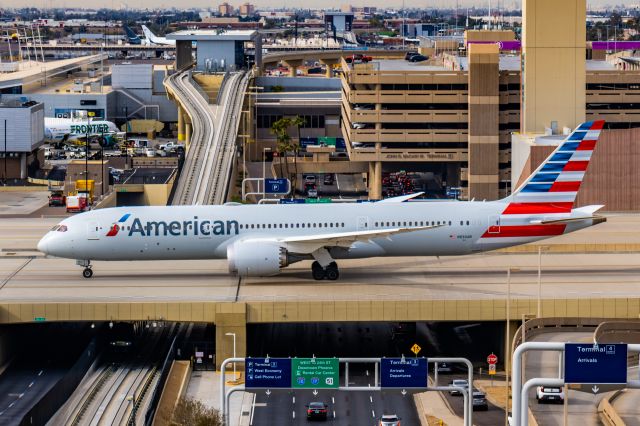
[251,371,420,426]
[526,332,601,426]
[434,372,504,426]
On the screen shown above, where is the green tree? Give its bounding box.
[270,116,306,195]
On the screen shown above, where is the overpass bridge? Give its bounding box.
[261,49,407,76]
[1,215,640,366]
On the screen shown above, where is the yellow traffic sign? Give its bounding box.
[411,343,422,355]
[488,364,496,375]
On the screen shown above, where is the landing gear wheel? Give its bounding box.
[82,268,93,279]
[325,262,339,281]
[311,261,325,280]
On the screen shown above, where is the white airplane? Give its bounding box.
[44,117,120,145]
[38,121,607,280]
[141,25,176,46]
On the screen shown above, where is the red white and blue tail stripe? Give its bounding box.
[505,120,604,215]
[479,120,605,245]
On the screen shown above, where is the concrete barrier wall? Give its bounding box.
[598,390,627,426]
[3,300,640,324]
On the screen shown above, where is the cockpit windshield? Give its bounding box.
[50,224,68,232]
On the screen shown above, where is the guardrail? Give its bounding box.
[598,390,627,426]
[512,317,606,350]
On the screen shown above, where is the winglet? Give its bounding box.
[377,192,424,203]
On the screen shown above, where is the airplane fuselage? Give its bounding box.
[38,201,597,262]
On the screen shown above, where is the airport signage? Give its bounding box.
[245,358,292,388]
[264,178,289,194]
[279,198,306,204]
[564,343,628,384]
[381,358,428,388]
[292,358,339,389]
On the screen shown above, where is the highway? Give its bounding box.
[526,332,601,426]
[165,69,248,206]
[251,370,420,426]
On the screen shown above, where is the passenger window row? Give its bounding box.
[238,223,346,230]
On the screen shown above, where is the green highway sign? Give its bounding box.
[292,358,339,388]
[305,198,332,204]
[34,317,46,322]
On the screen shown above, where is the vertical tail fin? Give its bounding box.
[505,120,605,215]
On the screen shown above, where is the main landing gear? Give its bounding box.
[311,261,339,281]
[77,259,93,279]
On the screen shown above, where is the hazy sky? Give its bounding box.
[4,0,638,11]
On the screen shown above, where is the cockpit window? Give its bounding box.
[57,225,68,232]
[50,225,60,231]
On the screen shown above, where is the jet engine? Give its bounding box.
[227,241,289,277]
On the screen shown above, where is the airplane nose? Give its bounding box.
[37,237,49,254]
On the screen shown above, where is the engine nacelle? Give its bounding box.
[227,241,289,277]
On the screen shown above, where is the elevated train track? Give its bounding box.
[165,69,248,206]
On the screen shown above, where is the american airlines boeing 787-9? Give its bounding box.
[38,120,607,280]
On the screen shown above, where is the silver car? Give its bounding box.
[378,414,401,426]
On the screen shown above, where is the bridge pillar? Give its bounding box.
[215,303,247,370]
[320,59,340,78]
[284,59,303,77]
[177,106,185,142]
[368,161,382,200]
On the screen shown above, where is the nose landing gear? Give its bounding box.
[76,259,93,279]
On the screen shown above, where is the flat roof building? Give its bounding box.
[167,29,261,72]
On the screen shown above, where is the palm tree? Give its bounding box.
[290,116,306,195]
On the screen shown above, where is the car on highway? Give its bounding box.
[409,54,429,62]
[437,362,452,373]
[307,187,318,198]
[306,401,328,420]
[345,53,372,63]
[449,379,469,396]
[304,175,317,185]
[378,414,401,425]
[472,391,489,411]
[536,386,564,403]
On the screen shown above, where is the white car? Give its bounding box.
[144,148,156,157]
[536,386,564,403]
[449,379,469,396]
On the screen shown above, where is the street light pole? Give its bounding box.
[505,267,511,426]
[3,119,6,186]
[537,246,542,318]
[262,147,271,199]
[225,332,237,378]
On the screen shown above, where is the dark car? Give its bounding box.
[409,54,428,62]
[472,391,489,411]
[404,51,419,60]
[306,402,329,420]
[323,173,334,185]
[48,191,65,207]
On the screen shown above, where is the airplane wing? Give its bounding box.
[377,192,424,203]
[278,225,442,253]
